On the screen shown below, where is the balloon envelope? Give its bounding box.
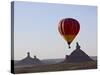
[58,18,80,48]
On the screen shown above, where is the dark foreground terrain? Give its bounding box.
[14,60,97,74]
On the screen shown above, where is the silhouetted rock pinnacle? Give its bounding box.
[15,52,42,65]
[63,42,93,63]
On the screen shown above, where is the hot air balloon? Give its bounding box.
[58,18,80,48]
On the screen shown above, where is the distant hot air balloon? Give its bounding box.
[58,18,80,48]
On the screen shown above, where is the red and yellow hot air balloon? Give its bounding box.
[58,18,80,48]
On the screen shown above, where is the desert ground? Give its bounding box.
[14,60,97,74]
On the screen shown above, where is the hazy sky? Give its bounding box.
[14,1,97,60]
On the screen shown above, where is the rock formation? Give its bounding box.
[15,52,42,66]
[63,42,93,63]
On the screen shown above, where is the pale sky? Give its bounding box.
[13,1,97,60]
